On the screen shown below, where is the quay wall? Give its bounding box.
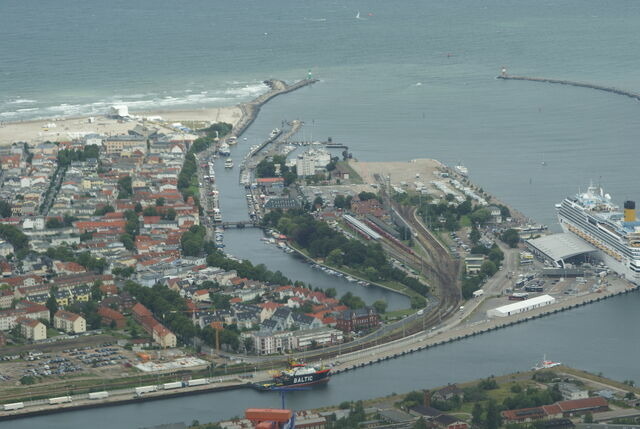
[0,381,251,422]
[331,285,638,376]
[2,285,636,420]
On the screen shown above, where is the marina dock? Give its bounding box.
[497,74,640,102]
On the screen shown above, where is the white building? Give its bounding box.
[486,294,556,318]
[0,241,14,257]
[109,105,129,118]
[295,147,331,177]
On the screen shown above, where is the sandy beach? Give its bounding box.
[0,106,242,146]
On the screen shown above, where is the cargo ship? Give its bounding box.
[557,183,640,284]
[254,360,331,390]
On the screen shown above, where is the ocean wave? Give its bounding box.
[8,98,37,104]
[223,82,269,97]
[0,81,269,121]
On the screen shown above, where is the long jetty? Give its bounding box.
[231,78,318,140]
[497,75,640,102]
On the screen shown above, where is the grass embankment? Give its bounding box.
[340,161,363,184]
[289,242,421,302]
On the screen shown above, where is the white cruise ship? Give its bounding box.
[557,183,640,284]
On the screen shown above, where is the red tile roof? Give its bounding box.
[556,397,608,412]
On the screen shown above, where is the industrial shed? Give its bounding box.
[487,294,556,318]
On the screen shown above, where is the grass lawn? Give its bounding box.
[47,328,62,337]
[340,161,364,184]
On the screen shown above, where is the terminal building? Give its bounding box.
[525,233,598,268]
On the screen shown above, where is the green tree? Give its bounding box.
[117,175,133,199]
[480,260,498,277]
[46,217,64,229]
[143,206,158,217]
[0,200,12,218]
[120,234,135,251]
[372,300,387,314]
[156,197,165,206]
[46,292,58,324]
[94,205,115,216]
[501,229,520,248]
[358,191,377,201]
[313,196,324,209]
[485,400,501,429]
[325,287,337,298]
[470,208,491,225]
[472,402,484,427]
[326,249,344,266]
[413,417,428,429]
[164,207,177,221]
[584,413,594,423]
[469,225,481,245]
[334,195,347,209]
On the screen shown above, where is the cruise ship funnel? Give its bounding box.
[624,200,636,222]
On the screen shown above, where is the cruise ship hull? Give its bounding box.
[558,193,640,285]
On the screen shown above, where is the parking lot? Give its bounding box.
[0,342,139,384]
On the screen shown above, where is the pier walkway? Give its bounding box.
[498,75,640,102]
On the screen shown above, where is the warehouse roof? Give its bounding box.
[490,294,555,314]
[526,233,597,263]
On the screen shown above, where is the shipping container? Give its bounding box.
[88,391,109,400]
[3,402,24,411]
[135,385,157,396]
[162,382,183,390]
[187,378,208,387]
[48,396,72,405]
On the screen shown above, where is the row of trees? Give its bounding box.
[262,209,429,301]
[178,123,232,203]
[56,145,100,167]
[205,247,291,286]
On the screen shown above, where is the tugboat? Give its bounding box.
[255,360,331,390]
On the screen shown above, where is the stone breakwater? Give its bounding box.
[497,75,640,102]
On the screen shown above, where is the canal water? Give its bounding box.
[213,108,410,311]
[10,290,639,429]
